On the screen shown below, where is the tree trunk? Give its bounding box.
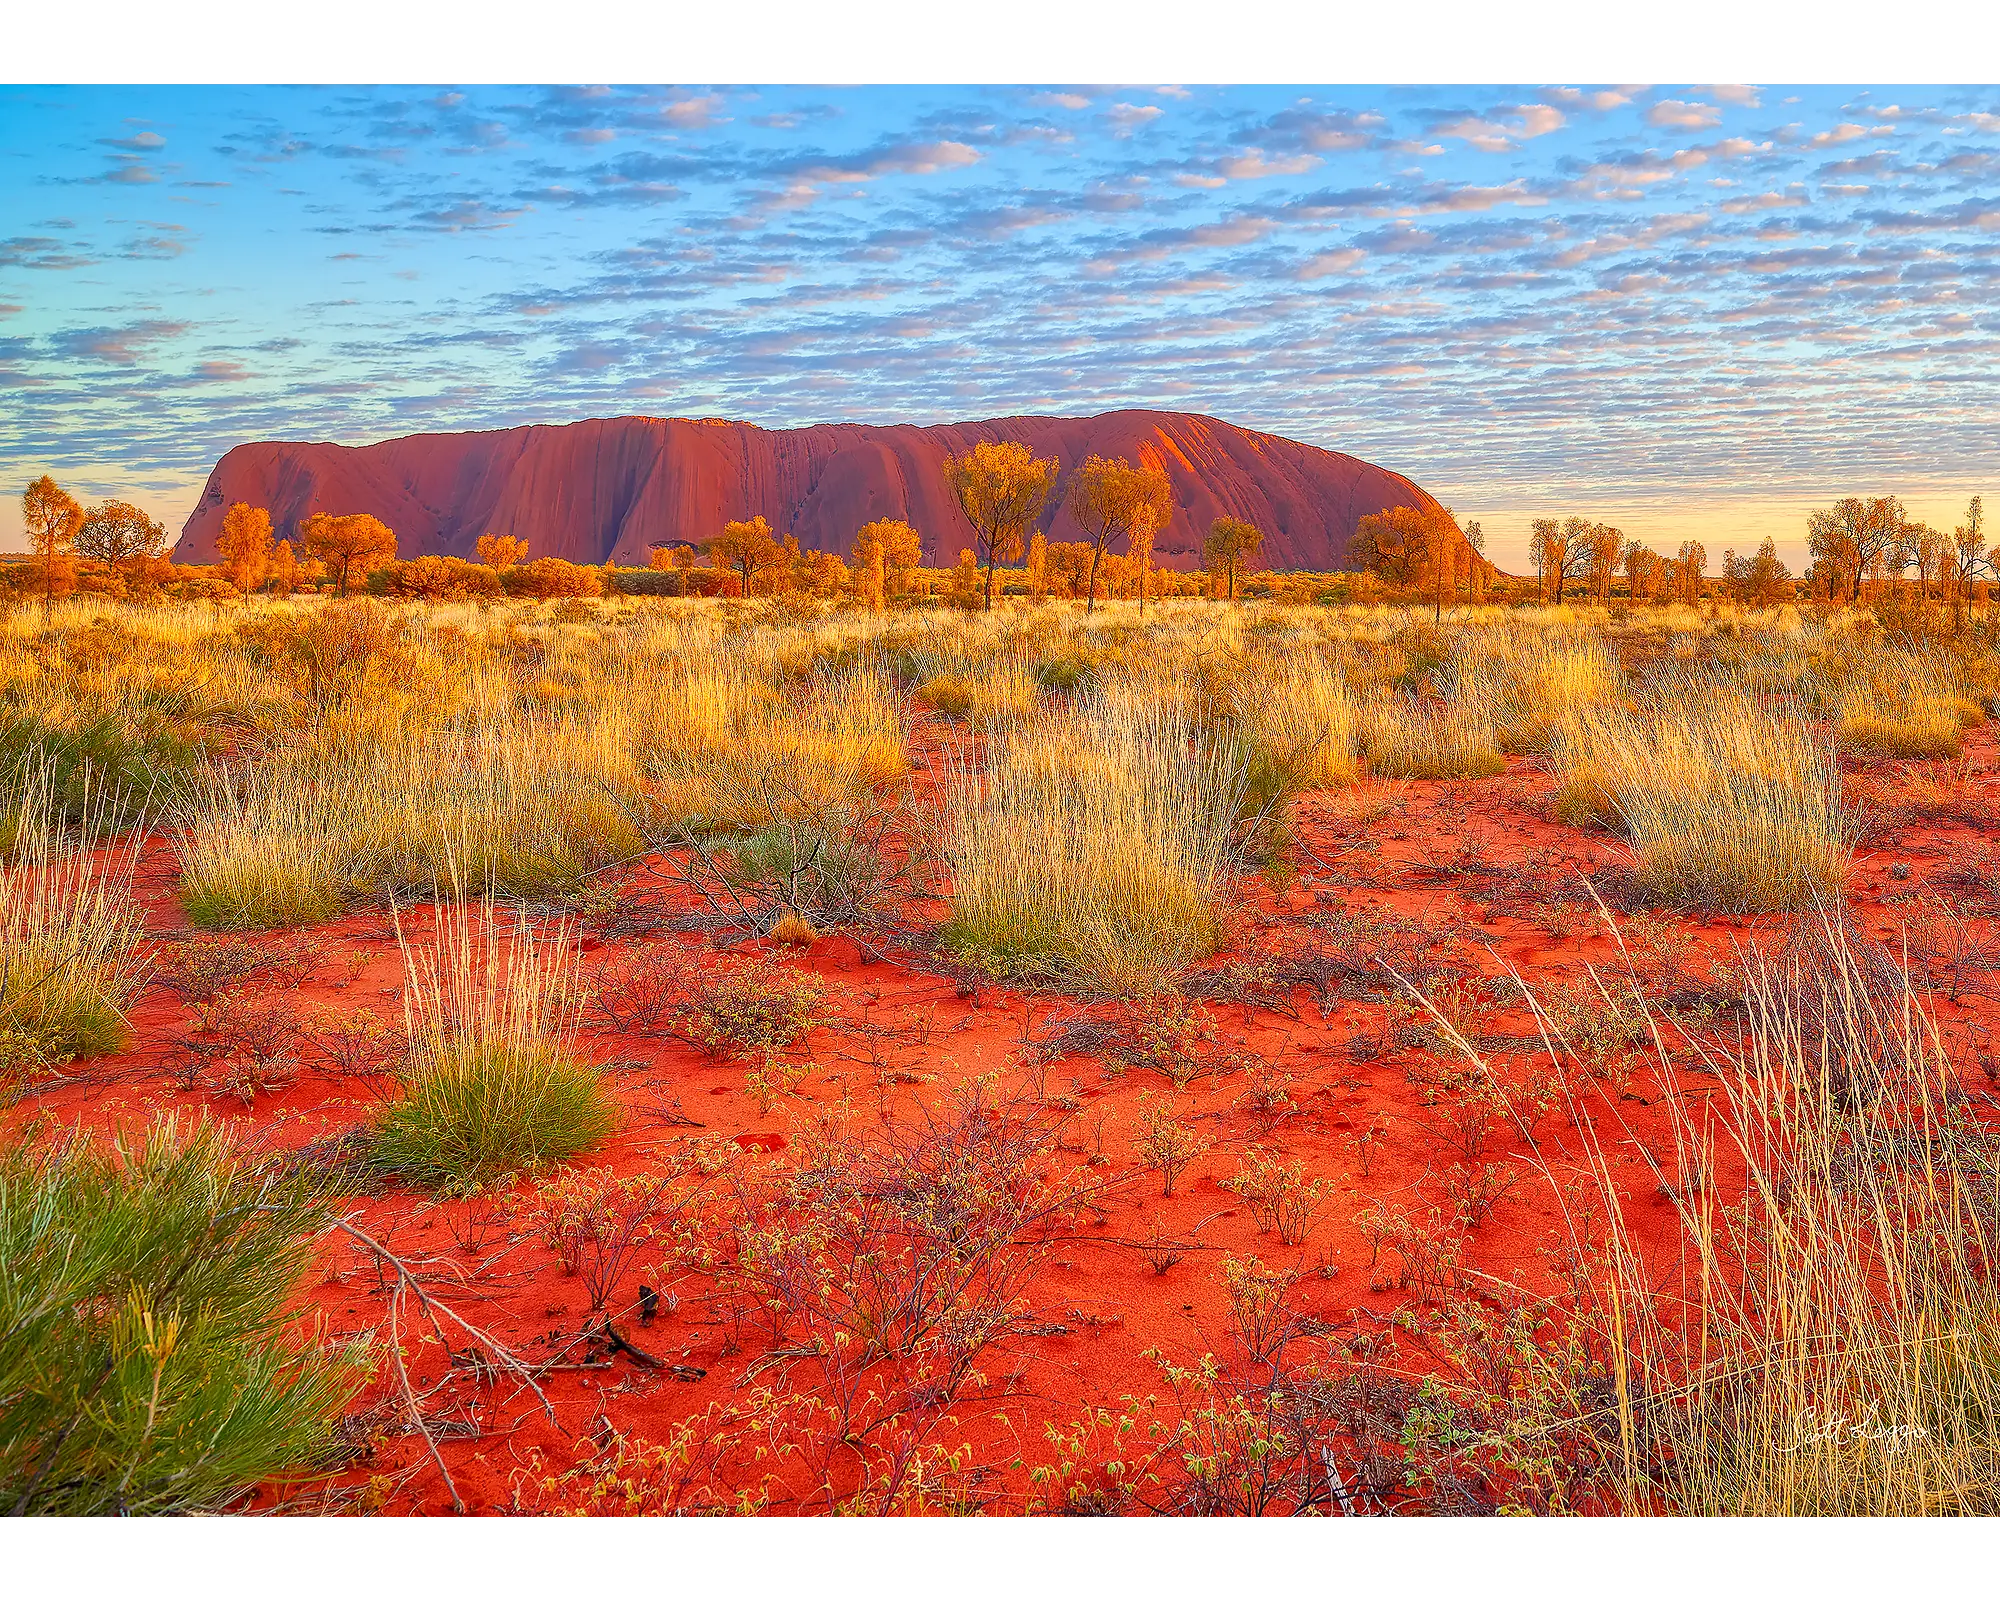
[982,542,998,612]
[1086,544,1103,616]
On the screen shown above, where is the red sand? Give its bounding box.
[19,722,1999,1515]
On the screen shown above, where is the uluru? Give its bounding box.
[172,409,1449,572]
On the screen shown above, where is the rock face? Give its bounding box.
[174,409,1448,572]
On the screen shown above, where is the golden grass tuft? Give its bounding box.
[942,691,1244,991]
[371,899,617,1194]
[1557,681,1853,909]
[0,769,147,1071]
[1583,922,2000,1513]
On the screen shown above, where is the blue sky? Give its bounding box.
[2,82,1996,565]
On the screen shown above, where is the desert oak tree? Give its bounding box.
[945,442,1061,612]
[1063,454,1172,616]
[1203,516,1264,601]
[301,512,398,596]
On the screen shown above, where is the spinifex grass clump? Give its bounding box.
[1574,924,2000,1514]
[1237,656,1362,792]
[371,900,616,1194]
[636,661,908,829]
[176,765,355,929]
[178,713,642,928]
[0,1116,362,1515]
[1361,680,1507,780]
[1834,647,1980,759]
[1558,680,1852,910]
[0,771,147,1073]
[0,709,196,833]
[943,691,1245,991]
[1465,629,1622,755]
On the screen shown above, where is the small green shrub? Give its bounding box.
[372,902,616,1194]
[370,1043,617,1195]
[0,1117,363,1515]
[674,955,827,1058]
[0,710,196,832]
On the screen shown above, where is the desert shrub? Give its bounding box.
[0,709,195,830]
[0,1116,362,1514]
[502,559,604,599]
[234,600,406,721]
[671,954,827,1059]
[151,929,327,1003]
[0,773,146,1072]
[371,904,616,1194]
[942,691,1245,991]
[374,556,503,601]
[1224,1145,1328,1245]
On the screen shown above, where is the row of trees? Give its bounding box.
[674,442,1267,612]
[1515,495,1989,607]
[18,477,413,602]
[1805,495,1988,604]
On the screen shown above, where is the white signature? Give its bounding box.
[1781,1407,1931,1455]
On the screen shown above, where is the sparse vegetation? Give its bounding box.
[371,901,617,1194]
[12,579,2000,1519]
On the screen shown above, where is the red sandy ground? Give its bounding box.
[17,722,2000,1515]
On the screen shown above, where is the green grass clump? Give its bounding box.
[0,1117,362,1515]
[0,710,197,834]
[370,1042,617,1195]
[372,901,616,1194]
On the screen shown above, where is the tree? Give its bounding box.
[708,516,781,596]
[268,539,301,595]
[1953,496,1988,606]
[945,442,1061,612]
[851,519,923,597]
[1354,503,1473,615]
[1582,521,1624,603]
[1044,540,1095,599]
[1623,541,1663,601]
[214,502,273,592]
[1529,517,1601,602]
[1203,516,1265,601]
[22,476,83,619]
[1463,521,1489,601]
[858,538,887,611]
[1129,507,1159,616]
[77,500,166,578]
[1676,540,1709,603]
[301,512,397,596]
[1806,496,1907,604]
[947,548,982,610]
[1026,531,1048,600]
[1063,454,1172,617]
[1723,537,1792,605]
[477,533,527,571]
